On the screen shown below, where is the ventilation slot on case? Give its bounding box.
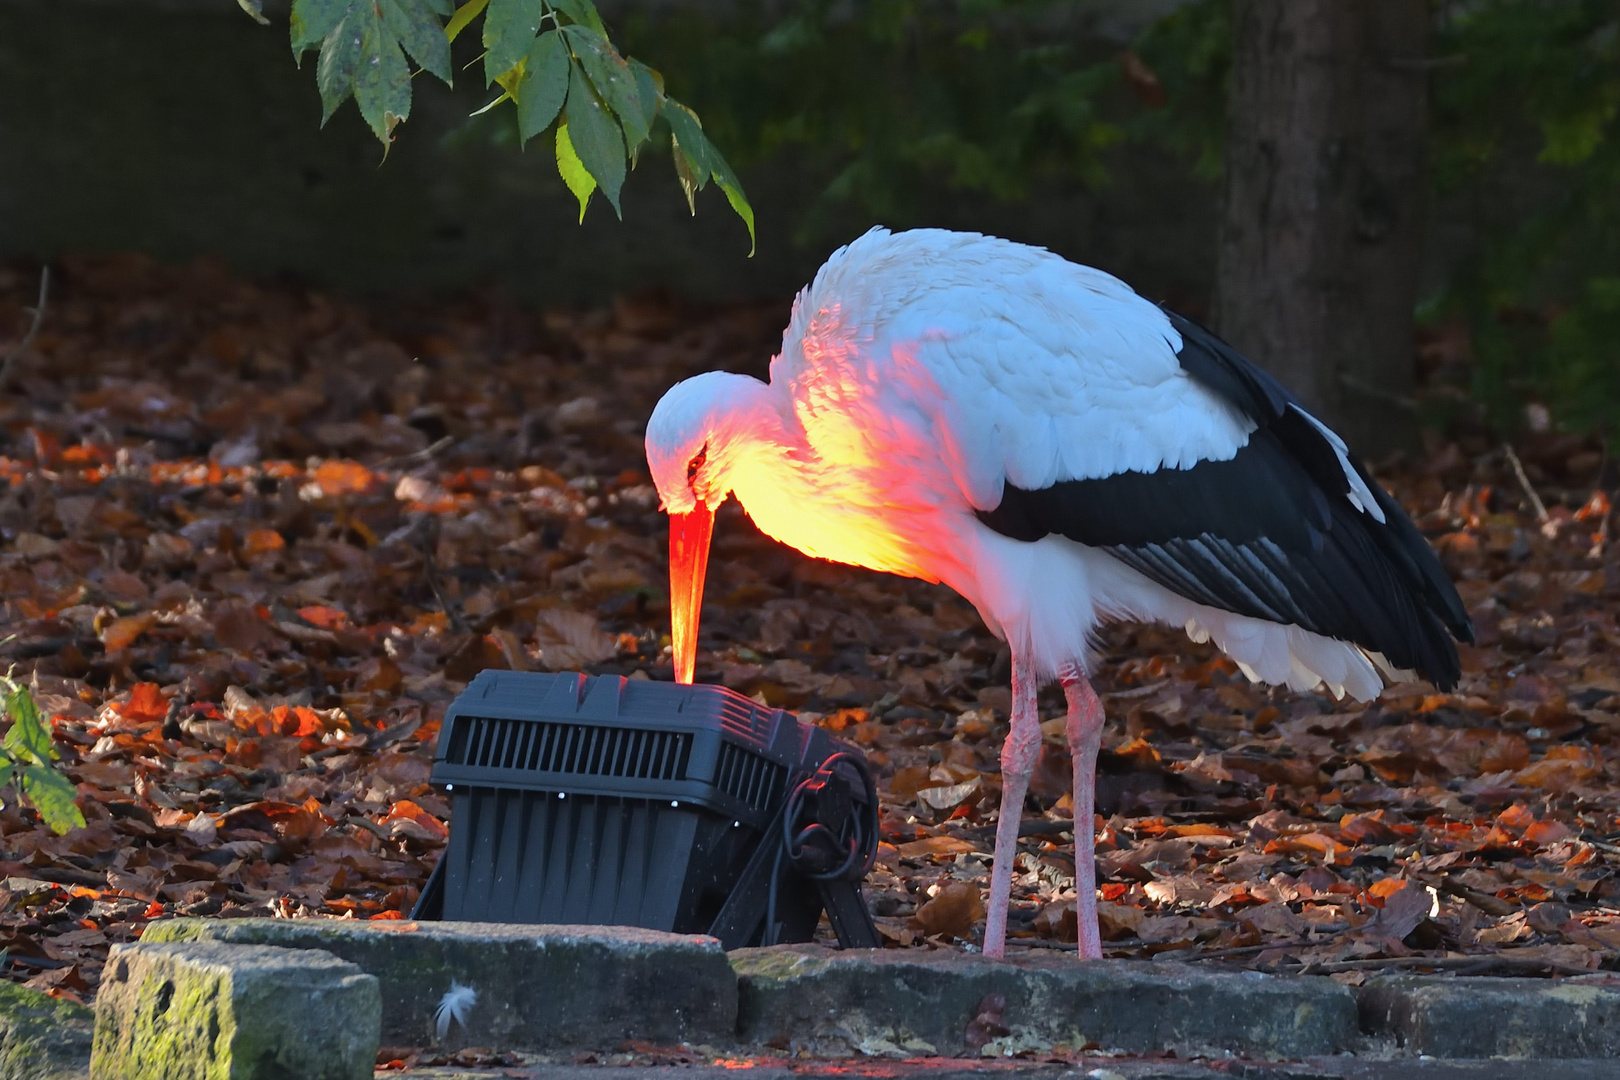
[450,716,692,781]
[714,743,785,813]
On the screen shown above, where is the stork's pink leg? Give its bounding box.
[984,655,1040,959]
[1059,664,1104,959]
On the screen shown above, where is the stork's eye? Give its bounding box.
[686,443,708,484]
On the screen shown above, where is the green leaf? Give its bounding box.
[563,25,647,151]
[711,156,755,257]
[355,6,413,144]
[423,0,454,14]
[18,766,83,836]
[563,61,626,216]
[671,137,699,214]
[664,101,753,255]
[2,685,51,765]
[555,123,597,221]
[662,101,711,187]
[382,0,453,84]
[518,30,570,144]
[628,58,662,133]
[239,0,271,26]
[551,0,607,36]
[471,89,513,115]
[292,0,349,56]
[316,9,365,124]
[444,0,488,43]
[483,0,543,87]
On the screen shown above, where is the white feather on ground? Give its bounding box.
[434,980,477,1042]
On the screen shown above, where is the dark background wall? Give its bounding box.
[0,0,1217,307]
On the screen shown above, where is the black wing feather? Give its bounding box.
[977,308,1473,690]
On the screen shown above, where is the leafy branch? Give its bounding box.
[0,676,84,835]
[273,0,754,250]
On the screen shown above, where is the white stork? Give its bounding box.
[644,227,1472,959]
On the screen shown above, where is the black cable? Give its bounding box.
[780,751,879,882]
[763,841,785,946]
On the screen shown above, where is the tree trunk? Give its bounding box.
[1215,0,1428,458]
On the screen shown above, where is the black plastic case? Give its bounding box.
[412,670,878,947]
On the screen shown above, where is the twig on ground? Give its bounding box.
[1174,925,1350,964]
[1009,938,1078,952]
[0,267,49,391]
[1503,443,1551,526]
[366,709,425,752]
[966,818,1075,841]
[1170,942,1285,962]
[1411,869,1519,917]
[375,435,455,470]
[346,815,391,840]
[1580,833,1620,857]
[404,514,470,634]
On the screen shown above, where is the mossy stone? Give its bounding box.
[90,941,379,1080]
[0,981,92,1080]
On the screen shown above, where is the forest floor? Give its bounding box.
[1,254,1619,1008]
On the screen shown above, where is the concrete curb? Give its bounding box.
[731,944,1357,1058]
[1360,974,1620,1059]
[11,920,1620,1077]
[141,918,739,1051]
[392,1062,1620,1080]
[382,1060,1620,1080]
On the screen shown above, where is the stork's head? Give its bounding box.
[645,371,775,684]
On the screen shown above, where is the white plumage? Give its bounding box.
[646,227,1470,959]
[433,980,477,1042]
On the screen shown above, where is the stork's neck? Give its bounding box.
[723,381,962,584]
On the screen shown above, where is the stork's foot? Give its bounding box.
[1060,664,1105,960]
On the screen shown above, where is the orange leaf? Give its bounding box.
[385,800,448,840]
[1523,819,1574,846]
[243,528,286,555]
[313,459,374,497]
[297,605,348,630]
[1515,746,1604,788]
[119,683,169,725]
[1339,811,1399,845]
[912,881,983,939]
[1264,832,1346,863]
[1114,737,1161,766]
[264,705,324,738]
[894,835,982,859]
[1576,491,1611,522]
[1366,877,1408,906]
[1497,803,1537,831]
[100,613,155,653]
[226,737,262,768]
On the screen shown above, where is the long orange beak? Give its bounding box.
[668,501,715,685]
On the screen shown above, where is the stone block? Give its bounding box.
[90,941,379,1080]
[142,918,738,1051]
[0,981,92,1080]
[1360,975,1620,1059]
[731,945,1357,1058]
